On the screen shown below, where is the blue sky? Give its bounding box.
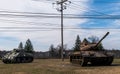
[80,0,120,50]
[0,0,120,51]
[81,0,120,28]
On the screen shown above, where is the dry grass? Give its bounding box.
[0,59,120,74]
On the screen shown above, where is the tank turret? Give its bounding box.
[70,32,114,66]
[2,49,34,64]
[80,32,109,51]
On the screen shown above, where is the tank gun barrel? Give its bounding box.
[95,32,109,47]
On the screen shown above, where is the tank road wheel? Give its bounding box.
[79,60,84,66]
[7,60,11,64]
[70,56,72,63]
[80,57,87,66]
[16,58,21,63]
[28,57,33,63]
[2,60,8,64]
[19,57,25,63]
[21,57,27,63]
[106,57,113,65]
[91,61,98,66]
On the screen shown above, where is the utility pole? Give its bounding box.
[60,0,64,61]
[53,0,71,61]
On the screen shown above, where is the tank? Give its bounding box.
[70,32,114,66]
[2,49,34,64]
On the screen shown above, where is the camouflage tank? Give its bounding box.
[2,49,34,64]
[70,32,114,66]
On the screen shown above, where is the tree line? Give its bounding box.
[49,44,67,58]
[17,39,34,53]
[73,35,104,51]
[49,35,104,58]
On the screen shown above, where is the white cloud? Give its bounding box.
[2,0,120,51]
[0,0,88,51]
[111,20,120,28]
[0,0,26,11]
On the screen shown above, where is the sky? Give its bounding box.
[0,0,120,51]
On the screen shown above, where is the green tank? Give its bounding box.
[2,49,34,64]
[70,32,114,66]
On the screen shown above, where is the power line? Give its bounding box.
[68,5,93,14]
[71,2,107,15]
[1,13,120,19]
[0,10,78,16]
[34,0,52,1]
[0,27,120,32]
[0,10,120,19]
[0,18,59,26]
[0,11,120,19]
[0,10,60,15]
[0,29,55,32]
[0,19,119,31]
[0,9,110,16]
[0,27,60,29]
[0,27,120,29]
[73,0,120,3]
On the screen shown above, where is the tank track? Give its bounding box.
[70,55,114,66]
[2,57,33,64]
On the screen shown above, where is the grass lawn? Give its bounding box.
[0,59,120,74]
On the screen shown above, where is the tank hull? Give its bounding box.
[2,56,34,64]
[70,51,114,66]
[70,32,114,66]
[2,49,34,64]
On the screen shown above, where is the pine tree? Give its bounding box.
[97,43,104,50]
[24,39,34,52]
[74,35,81,51]
[18,42,23,49]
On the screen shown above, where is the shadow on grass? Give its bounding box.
[68,63,120,67]
[111,64,120,66]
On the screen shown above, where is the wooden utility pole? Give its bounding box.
[53,0,70,61]
[60,0,64,61]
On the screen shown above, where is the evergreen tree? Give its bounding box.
[74,35,81,51]
[24,39,34,52]
[18,42,23,49]
[97,43,104,50]
[82,38,90,45]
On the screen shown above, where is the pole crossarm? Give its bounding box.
[53,0,71,11]
[56,0,68,4]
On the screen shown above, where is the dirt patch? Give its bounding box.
[14,72,26,74]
